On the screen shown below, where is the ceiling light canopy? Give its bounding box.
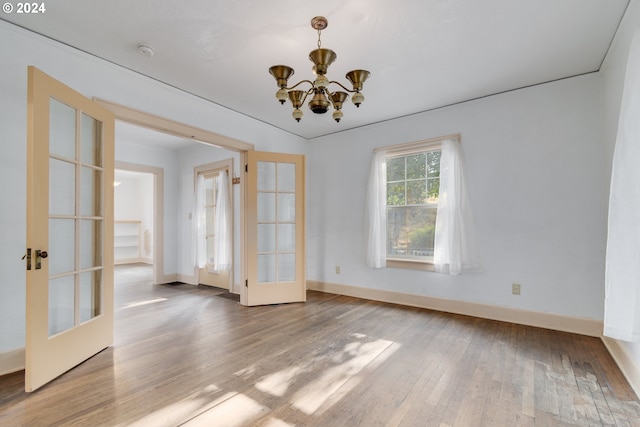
[269,16,370,123]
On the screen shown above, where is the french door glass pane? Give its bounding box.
[277,224,295,252]
[80,113,102,167]
[48,274,75,336]
[49,158,75,215]
[205,206,215,234]
[258,193,276,222]
[49,98,76,160]
[80,167,101,217]
[277,163,295,192]
[258,162,276,191]
[256,160,297,284]
[258,224,276,252]
[278,254,296,282]
[79,270,101,323]
[277,193,295,222]
[205,176,215,205]
[48,98,104,335]
[258,254,276,283]
[80,220,102,269]
[49,219,75,276]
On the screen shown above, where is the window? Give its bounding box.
[366,135,482,274]
[386,147,441,263]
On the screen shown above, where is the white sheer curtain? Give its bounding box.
[365,150,387,268]
[434,138,482,275]
[604,28,640,342]
[212,172,231,272]
[193,174,207,269]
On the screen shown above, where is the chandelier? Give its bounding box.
[269,16,371,123]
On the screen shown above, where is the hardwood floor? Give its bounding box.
[1,264,639,426]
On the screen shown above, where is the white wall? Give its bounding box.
[0,21,306,354]
[308,73,607,320]
[600,0,640,382]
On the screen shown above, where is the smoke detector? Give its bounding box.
[137,43,155,57]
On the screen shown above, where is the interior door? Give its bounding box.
[245,151,305,306]
[198,169,230,289]
[25,66,115,392]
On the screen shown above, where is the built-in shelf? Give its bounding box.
[114,220,141,264]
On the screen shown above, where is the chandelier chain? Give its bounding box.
[317,29,322,49]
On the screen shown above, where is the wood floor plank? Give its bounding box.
[1,264,639,426]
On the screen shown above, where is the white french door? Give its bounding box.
[245,151,305,306]
[25,66,115,391]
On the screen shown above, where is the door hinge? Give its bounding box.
[23,248,32,270]
[245,279,248,287]
[245,164,248,173]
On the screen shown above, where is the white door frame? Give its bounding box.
[114,161,164,285]
[94,99,254,298]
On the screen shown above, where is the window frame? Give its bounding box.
[375,134,461,270]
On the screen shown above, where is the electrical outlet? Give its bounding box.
[512,283,521,295]
[335,266,341,274]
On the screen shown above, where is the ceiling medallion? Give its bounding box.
[269,16,371,123]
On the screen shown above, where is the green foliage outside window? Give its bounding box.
[386,148,441,259]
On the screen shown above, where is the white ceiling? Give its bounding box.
[2,0,630,141]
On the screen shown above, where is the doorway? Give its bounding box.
[113,161,163,285]
[195,159,233,290]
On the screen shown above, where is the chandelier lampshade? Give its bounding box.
[268,16,370,123]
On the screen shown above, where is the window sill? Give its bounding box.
[386,259,435,272]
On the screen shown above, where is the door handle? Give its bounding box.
[35,249,48,270]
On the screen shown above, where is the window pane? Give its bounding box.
[407,180,426,205]
[428,178,440,203]
[387,206,437,258]
[387,182,405,206]
[427,151,441,177]
[386,157,405,182]
[205,176,216,206]
[406,153,426,179]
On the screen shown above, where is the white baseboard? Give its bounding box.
[308,280,603,337]
[601,336,640,399]
[0,348,24,377]
[175,274,195,285]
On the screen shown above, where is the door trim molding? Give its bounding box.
[93,98,254,152]
[95,100,252,293]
